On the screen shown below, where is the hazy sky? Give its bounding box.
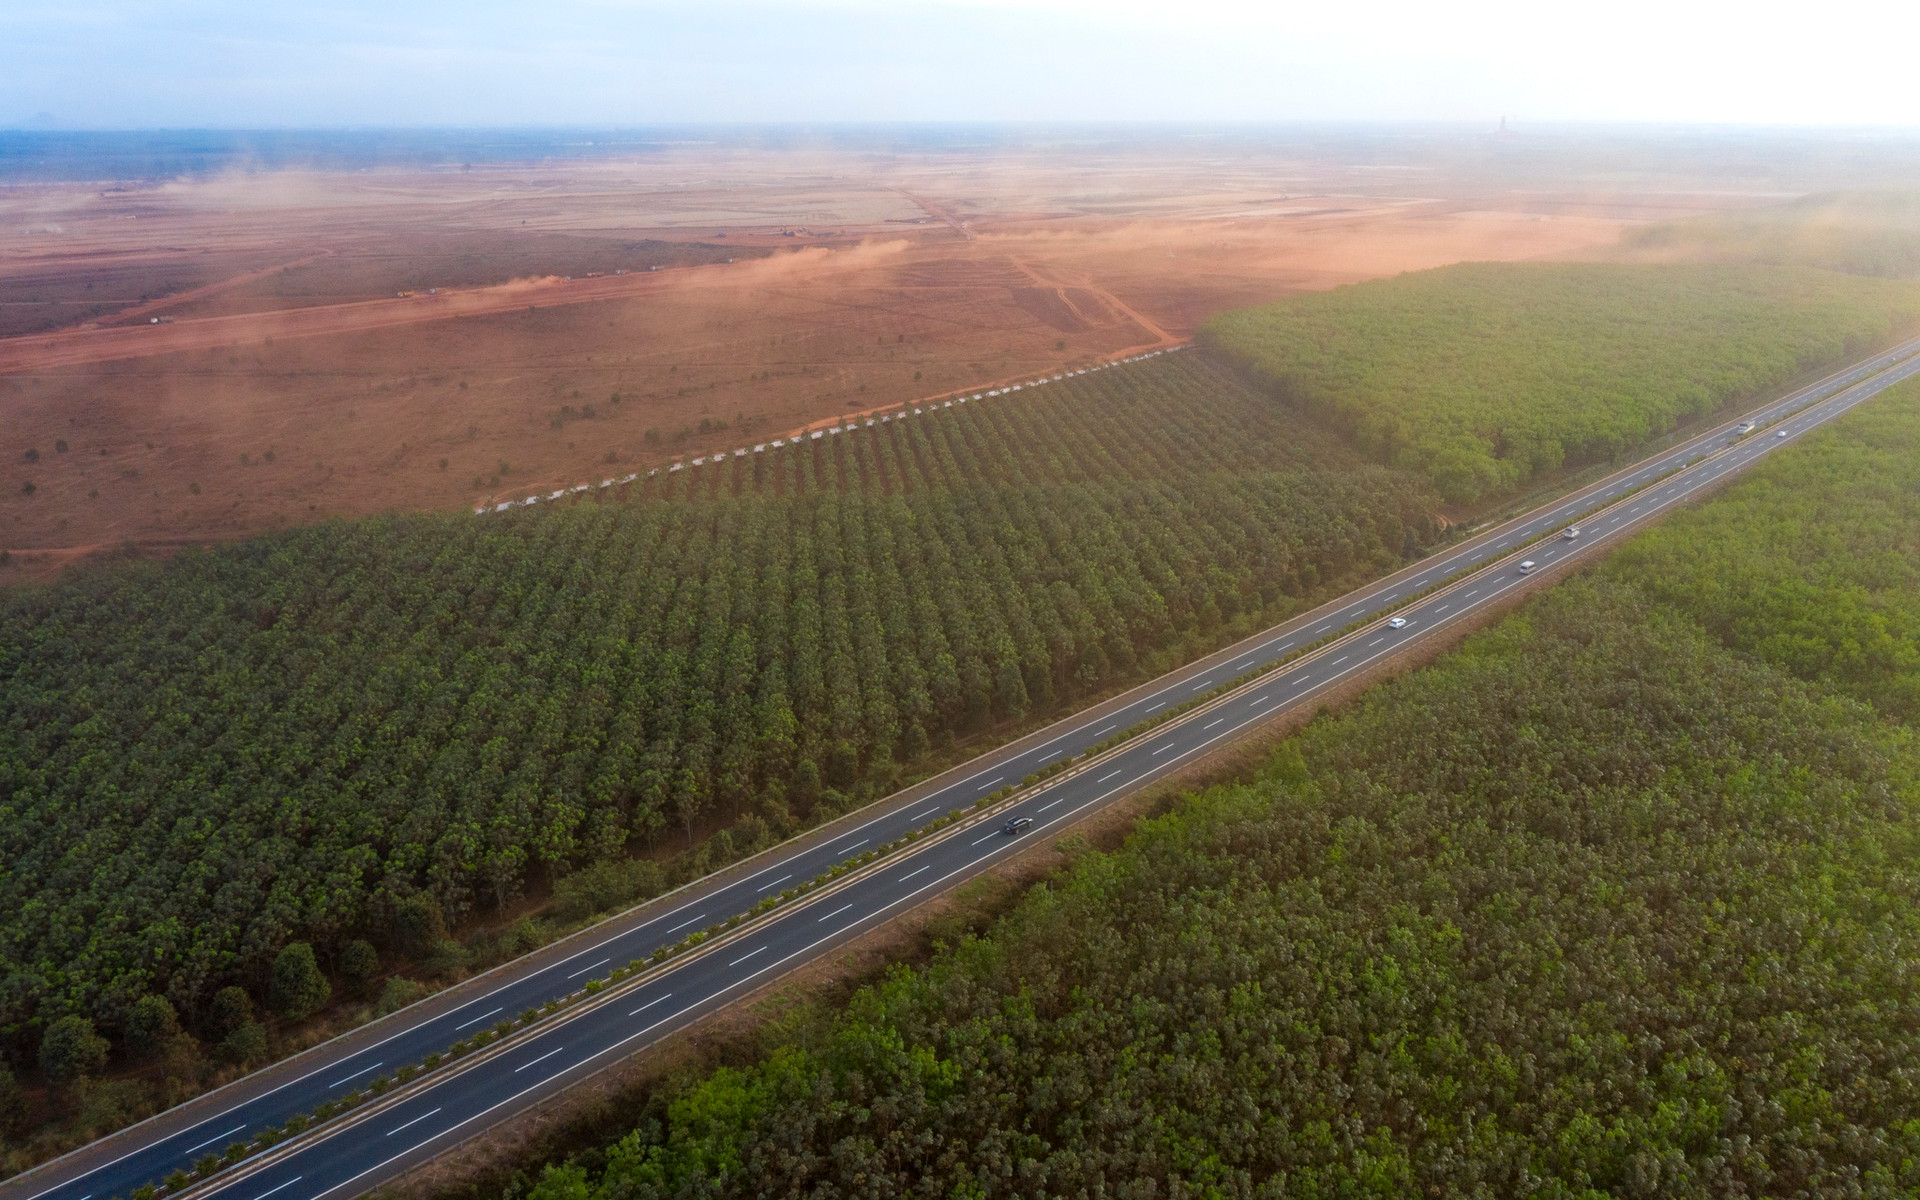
[6,0,1920,128]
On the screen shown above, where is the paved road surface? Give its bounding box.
[11,335,1920,1200]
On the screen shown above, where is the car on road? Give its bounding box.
[1736,421,1756,435]
[1776,429,1790,438]
[1003,816,1034,836]
[1386,617,1407,629]
[1562,527,1580,540]
[1518,560,1536,574]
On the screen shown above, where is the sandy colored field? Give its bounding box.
[0,144,1757,569]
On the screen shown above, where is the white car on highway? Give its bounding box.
[1562,527,1580,540]
[1386,617,1408,629]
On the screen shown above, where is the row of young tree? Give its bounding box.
[518,450,1920,1197]
[0,352,1436,1077]
[1202,260,1920,504]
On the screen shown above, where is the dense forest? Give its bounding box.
[0,353,1437,1072]
[1202,261,1920,504]
[520,380,1920,1198]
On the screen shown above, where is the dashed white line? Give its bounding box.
[1094,724,1117,736]
[1251,694,1272,707]
[183,1125,247,1155]
[971,830,1003,846]
[327,1063,381,1088]
[817,903,853,923]
[1190,679,1212,691]
[564,958,608,980]
[1145,702,1165,713]
[386,1108,442,1137]
[665,912,707,934]
[247,1177,302,1200]
[1465,590,1478,599]
[1435,604,1450,613]
[1096,769,1123,782]
[1293,674,1310,684]
[910,806,939,821]
[727,946,767,968]
[899,864,930,881]
[454,1007,503,1031]
[1151,742,1176,755]
[513,1046,565,1073]
[629,993,673,1016]
[974,778,1002,792]
[835,838,868,854]
[755,874,791,892]
[1203,719,1224,730]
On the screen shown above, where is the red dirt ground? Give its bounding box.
[0,148,1754,576]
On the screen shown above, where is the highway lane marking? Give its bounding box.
[1190,679,1212,691]
[1151,742,1175,755]
[1251,695,1271,706]
[1369,638,1383,647]
[1203,719,1224,730]
[899,865,930,881]
[1233,659,1254,670]
[1466,590,1478,599]
[664,913,707,934]
[564,959,608,980]
[628,994,672,1016]
[182,1126,248,1156]
[1094,724,1117,736]
[1413,579,1428,588]
[834,839,868,854]
[123,351,1920,1200]
[1382,593,1397,601]
[974,777,1002,791]
[453,1008,503,1031]
[513,1047,565,1074]
[1145,702,1165,713]
[1435,604,1449,613]
[245,1177,301,1200]
[1315,624,1330,633]
[971,830,1003,845]
[754,874,791,892]
[816,904,853,922]
[1039,795,1069,811]
[385,1109,441,1137]
[325,1063,381,1089]
[1096,770,1123,782]
[910,806,940,821]
[1332,656,1348,666]
[727,947,767,968]
[1292,674,1310,684]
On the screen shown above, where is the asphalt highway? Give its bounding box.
[12,334,1920,1200]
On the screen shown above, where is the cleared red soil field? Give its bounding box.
[0,148,1748,573]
